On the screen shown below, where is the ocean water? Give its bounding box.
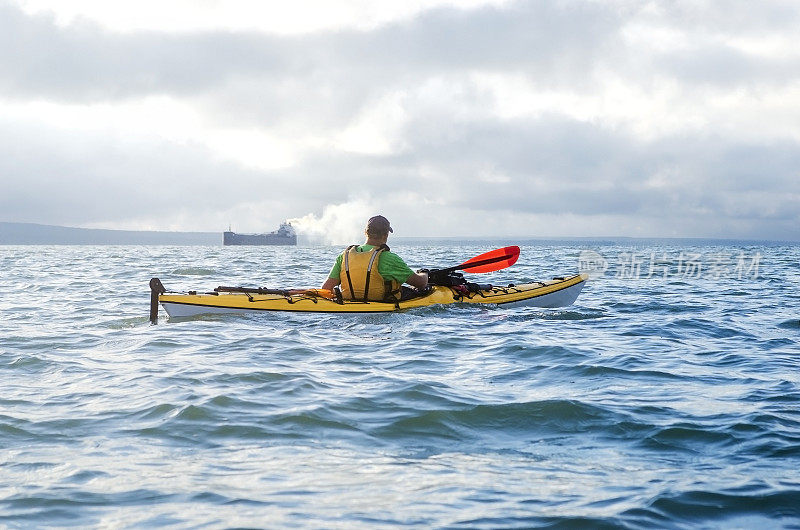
[1,243,799,528]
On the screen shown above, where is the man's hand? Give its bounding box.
[418,268,449,285]
[406,270,428,289]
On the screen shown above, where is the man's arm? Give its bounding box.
[375,251,428,289]
[322,254,344,290]
[321,277,339,290]
[405,271,428,289]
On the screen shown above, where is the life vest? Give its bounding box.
[339,244,401,302]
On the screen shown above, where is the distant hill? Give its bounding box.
[0,222,219,245]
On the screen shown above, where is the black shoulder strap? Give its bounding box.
[343,245,357,300]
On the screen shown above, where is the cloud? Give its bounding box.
[1,0,799,240]
[0,106,338,229]
[0,1,626,103]
[415,113,800,209]
[0,4,292,102]
[11,0,514,34]
[6,0,798,106]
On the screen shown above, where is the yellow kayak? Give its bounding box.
[150,274,588,320]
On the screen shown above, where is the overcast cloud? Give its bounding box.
[1,0,798,240]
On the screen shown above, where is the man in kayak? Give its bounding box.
[321,215,428,301]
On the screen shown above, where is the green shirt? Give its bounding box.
[328,245,415,284]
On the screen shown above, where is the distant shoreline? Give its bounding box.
[1,222,797,246]
[0,222,218,245]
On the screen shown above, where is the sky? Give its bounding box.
[2,0,799,242]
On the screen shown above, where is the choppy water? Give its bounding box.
[2,243,799,528]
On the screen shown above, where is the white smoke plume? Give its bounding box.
[288,196,378,245]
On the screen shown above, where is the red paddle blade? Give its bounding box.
[459,246,520,273]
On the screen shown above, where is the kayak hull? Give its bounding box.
[158,274,588,318]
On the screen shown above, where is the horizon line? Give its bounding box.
[1,221,799,244]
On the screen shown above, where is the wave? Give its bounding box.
[171,267,217,275]
[623,489,800,526]
[373,399,620,441]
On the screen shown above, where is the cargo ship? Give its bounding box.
[223,222,297,246]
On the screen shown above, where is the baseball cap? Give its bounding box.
[366,215,393,233]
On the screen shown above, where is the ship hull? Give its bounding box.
[223,231,297,246]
